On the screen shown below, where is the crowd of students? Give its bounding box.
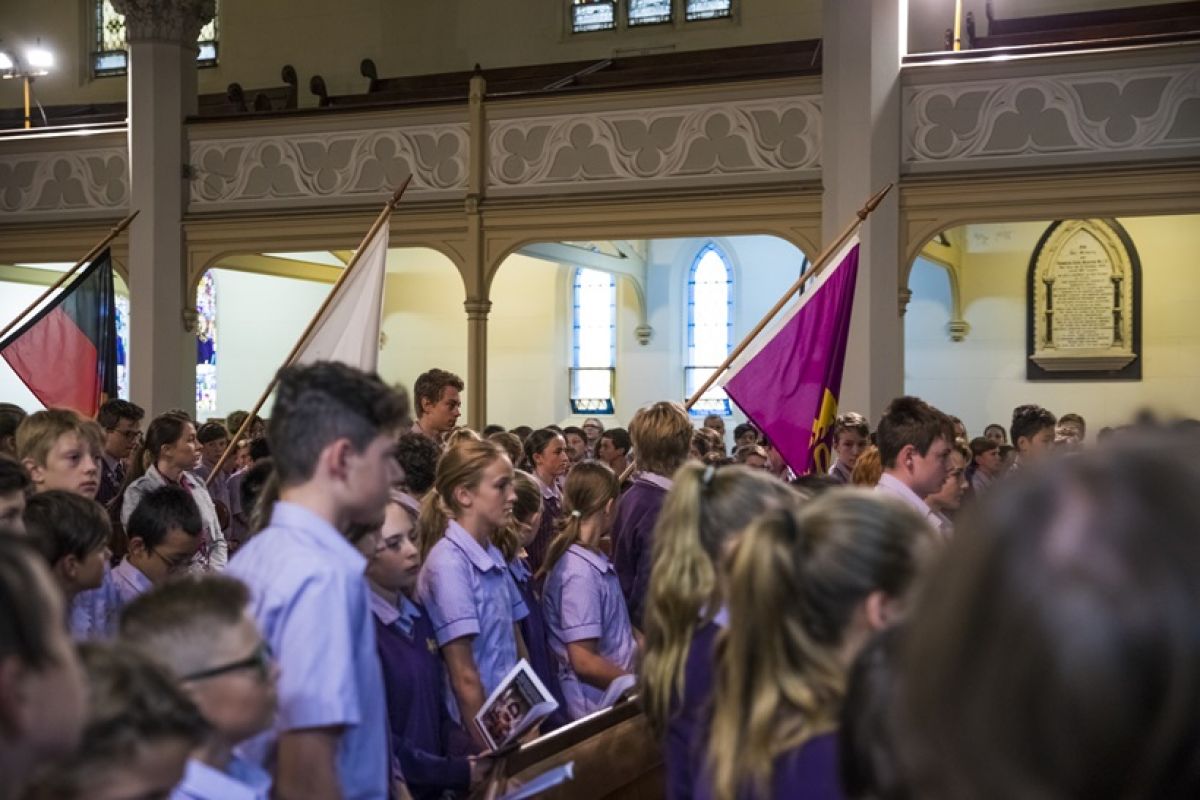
[1,370,1198,800]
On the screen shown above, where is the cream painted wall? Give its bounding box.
[4,0,819,109]
[485,235,811,444]
[904,215,1200,438]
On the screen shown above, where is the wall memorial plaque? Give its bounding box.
[1027,218,1141,381]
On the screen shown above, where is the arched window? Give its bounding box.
[686,244,732,416]
[195,272,218,415]
[115,294,130,401]
[93,0,219,77]
[571,268,616,414]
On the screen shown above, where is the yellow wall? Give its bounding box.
[3,0,820,109]
[905,214,1200,436]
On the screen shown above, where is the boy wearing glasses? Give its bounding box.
[70,484,202,638]
[96,399,144,505]
[120,575,277,800]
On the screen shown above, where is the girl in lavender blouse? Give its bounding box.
[640,464,798,800]
[416,440,528,751]
[521,429,570,574]
[539,462,638,720]
[703,491,931,800]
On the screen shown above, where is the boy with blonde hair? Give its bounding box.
[611,401,693,627]
[16,409,103,499]
[120,575,277,800]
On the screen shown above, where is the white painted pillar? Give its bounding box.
[821,0,906,423]
[113,0,212,416]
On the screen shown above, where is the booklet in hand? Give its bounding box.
[475,659,559,752]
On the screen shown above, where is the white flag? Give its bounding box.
[293,222,388,372]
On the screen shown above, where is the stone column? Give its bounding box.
[113,0,214,416]
[464,300,491,430]
[821,0,905,422]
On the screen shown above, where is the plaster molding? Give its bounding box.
[0,146,129,220]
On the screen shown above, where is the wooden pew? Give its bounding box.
[481,697,664,800]
[197,64,299,116]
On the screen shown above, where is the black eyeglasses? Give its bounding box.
[181,641,273,682]
[151,548,192,574]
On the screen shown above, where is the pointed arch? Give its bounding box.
[685,242,733,415]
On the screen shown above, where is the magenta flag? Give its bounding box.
[722,237,860,476]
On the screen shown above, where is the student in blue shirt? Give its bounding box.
[227,362,408,800]
[540,462,638,720]
[368,497,485,799]
[416,439,528,750]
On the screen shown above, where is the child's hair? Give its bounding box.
[512,425,534,442]
[983,423,1007,443]
[127,485,202,549]
[240,457,275,528]
[733,422,759,442]
[0,454,31,496]
[124,411,191,488]
[851,446,882,487]
[15,408,103,466]
[600,427,631,456]
[493,470,542,562]
[537,461,620,580]
[641,463,797,733]
[562,425,585,443]
[96,399,145,431]
[732,443,767,464]
[248,463,281,535]
[25,641,209,799]
[268,362,409,487]
[119,574,251,677]
[0,532,61,670]
[418,439,507,559]
[629,401,692,477]
[708,491,929,800]
[445,427,482,449]
[248,436,271,462]
[481,424,506,437]
[1009,403,1056,446]
[0,402,27,454]
[413,368,464,416]
[522,428,563,472]
[24,491,111,566]
[968,436,998,458]
[1058,412,1086,437]
[834,412,870,440]
[395,432,440,496]
[839,626,909,800]
[488,431,524,466]
[875,396,955,469]
[195,421,228,446]
[897,431,1200,799]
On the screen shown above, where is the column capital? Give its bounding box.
[111,0,215,44]
[464,299,492,321]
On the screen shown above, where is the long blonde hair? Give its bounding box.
[417,439,507,560]
[707,490,929,800]
[640,464,798,734]
[493,469,542,563]
[536,462,619,580]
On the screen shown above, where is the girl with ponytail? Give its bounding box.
[521,428,570,573]
[416,439,529,748]
[641,463,797,800]
[703,490,931,800]
[540,462,637,720]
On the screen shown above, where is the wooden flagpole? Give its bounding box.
[619,182,894,484]
[205,178,411,485]
[0,210,139,342]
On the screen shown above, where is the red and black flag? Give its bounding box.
[0,249,119,416]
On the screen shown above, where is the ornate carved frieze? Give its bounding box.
[188,123,470,210]
[0,147,129,219]
[488,96,822,193]
[904,62,1200,171]
[111,0,216,44]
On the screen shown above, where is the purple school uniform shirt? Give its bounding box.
[370,592,471,800]
[694,732,845,800]
[509,557,569,731]
[611,473,672,627]
[666,615,724,800]
[542,544,637,720]
[417,520,529,713]
[227,502,389,800]
[525,477,561,574]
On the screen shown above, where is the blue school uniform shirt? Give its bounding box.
[508,556,569,731]
[226,502,389,800]
[69,557,153,639]
[417,520,529,716]
[542,544,638,720]
[171,756,271,800]
[370,590,472,800]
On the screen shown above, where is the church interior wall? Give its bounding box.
[905,214,1200,436]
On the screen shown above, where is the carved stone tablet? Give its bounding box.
[1027,219,1141,380]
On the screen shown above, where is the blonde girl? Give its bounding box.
[704,490,930,800]
[539,462,636,720]
[640,463,797,800]
[416,439,528,747]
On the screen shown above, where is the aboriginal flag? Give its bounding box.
[0,249,119,416]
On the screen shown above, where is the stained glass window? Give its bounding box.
[686,0,733,21]
[629,0,672,26]
[195,272,217,415]
[685,244,733,416]
[572,0,616,32]
[571,268,616,414]
[93,0,219,77]
[115,294,130,401]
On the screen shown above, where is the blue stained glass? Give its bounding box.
[115,294,129,401]
[195,272,217,415]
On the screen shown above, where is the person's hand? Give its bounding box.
[469,754,497,788]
